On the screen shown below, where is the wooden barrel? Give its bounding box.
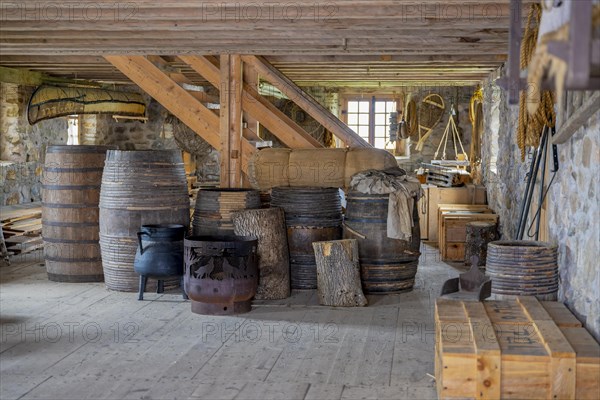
[99,150,190,292]
[343,192,421,294]
[192,189,261,235]
[271,186,342,289]
[42,145,113,282]
[486,240,558,300]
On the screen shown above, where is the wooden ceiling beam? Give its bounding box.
[242,55,370,148]
[104,55,255,174]
[180,55,323,149]
[104,56,220,147]
[0,1,513,21]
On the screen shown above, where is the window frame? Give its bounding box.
[341,95,400,149]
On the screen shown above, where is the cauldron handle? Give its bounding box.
[137,231,148,255]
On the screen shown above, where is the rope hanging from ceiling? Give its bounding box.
[517,3,556,161]
[469,87,484,170]
[404,95,418,139]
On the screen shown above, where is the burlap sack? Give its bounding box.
[288,148,346,187]
[249,147,398,190]
[344,148,398,188]
[248,148,291,190]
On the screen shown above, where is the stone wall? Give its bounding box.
[398,86,475,173]
[80,92,220,184]
[0,83,220,205]
[548,104,600,341]
[480,83,530,239]
[481,80,600,341]
[0,82,68,205]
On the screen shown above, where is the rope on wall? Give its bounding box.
[517,3,556,161]
[469,87,484,169]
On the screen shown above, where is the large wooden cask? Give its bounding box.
[99,150,190,292]
[271,186,342,289]
[343,192,421,293]
[42,145,112,282]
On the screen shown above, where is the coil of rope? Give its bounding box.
[517,3,556,161]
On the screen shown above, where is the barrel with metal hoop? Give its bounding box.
[192,188,261,236]
[99,150,190,292]
[486,240,558,300]
[343,191,421,293]
[42,145,113,282]
[271,186,342,289]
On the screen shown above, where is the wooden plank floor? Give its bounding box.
[1,245,460,400]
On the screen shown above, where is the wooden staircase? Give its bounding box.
[105,54,370,187]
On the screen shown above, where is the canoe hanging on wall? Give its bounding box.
[28,85,146,124]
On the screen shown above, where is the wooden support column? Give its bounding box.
[179,55,323,149]
[219,54,243,188]
[243,63,260,139]
[105,55,255,176]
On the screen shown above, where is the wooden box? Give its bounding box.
[438,208,497,261]
[435,297,600,400]
[426,185,487,242]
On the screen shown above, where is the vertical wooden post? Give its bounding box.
[230,55,243,188]
[219,54,243,188]
[243,63,260,138]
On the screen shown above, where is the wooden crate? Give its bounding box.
[438,208,497,261]
[427,185,487,242]
[418,187,429,239]
[435,297,600,399]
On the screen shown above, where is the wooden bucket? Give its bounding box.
[343,192,421,294]
[42,145,113,282]
[486,240,558,300]
[192,188,261,236]
[271,186,342,289]
[99,150,190,292]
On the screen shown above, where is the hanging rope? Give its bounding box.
[517,3,556,161]
[404,95,418,138]
[433,112,469,162]
[469,87,484,169]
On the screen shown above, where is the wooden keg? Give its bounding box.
[42,145,113,282]
[99,150,190,292]
[192,188,261,235]
[271,186,342,289]
[486,240,558,300]
[343,192,421,294]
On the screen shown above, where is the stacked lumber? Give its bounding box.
[437,204,497,261]
[426,170,461,187]
[435,297,600,400]
[0,202,43,255]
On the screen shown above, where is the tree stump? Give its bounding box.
[464,221,499,269]
[312,239,367,307]
[232,207,290,300]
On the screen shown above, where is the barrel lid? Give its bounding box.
[105,149,183,163]
[46,145,116,153]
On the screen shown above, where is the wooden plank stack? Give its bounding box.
[0,202,43,255]
[438,204,498,261]
[435,297,600,399]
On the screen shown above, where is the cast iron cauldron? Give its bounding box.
[184,235,258,315]
[134,224,187,300]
